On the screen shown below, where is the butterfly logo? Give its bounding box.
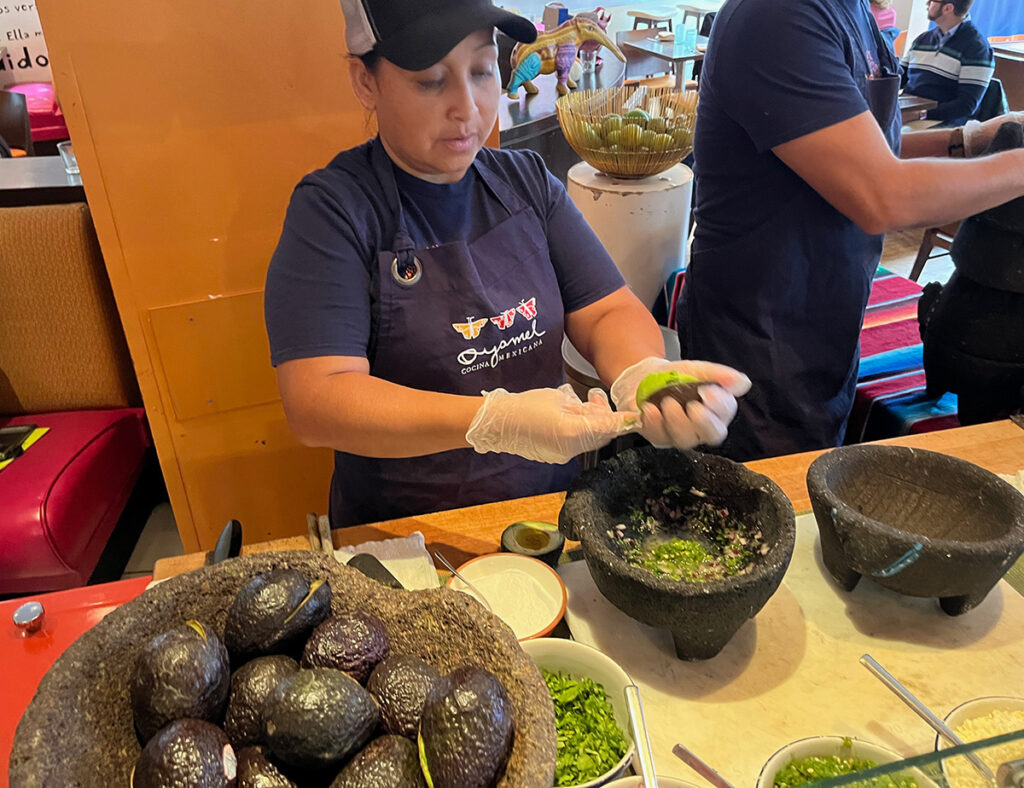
[516,297,538,319]
[452,316,488,340]
[490,308,517,330]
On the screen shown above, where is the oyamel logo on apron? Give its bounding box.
[453,297,547,375]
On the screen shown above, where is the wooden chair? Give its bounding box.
[893,30,908,58]
[627,10,673,31]
[0,90,33,156]
[909,221,960,282]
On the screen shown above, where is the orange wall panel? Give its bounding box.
[36,0,374,550]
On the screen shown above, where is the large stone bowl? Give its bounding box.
[807,445,1024,615]
[559,448,796,660]
[9,551,556,788]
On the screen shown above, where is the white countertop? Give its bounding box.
[559,512,1024,785]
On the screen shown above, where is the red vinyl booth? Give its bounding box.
[0,202,151,595]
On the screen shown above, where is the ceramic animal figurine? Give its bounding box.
[506,16,625,99]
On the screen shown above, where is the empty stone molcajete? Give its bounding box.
[559,447,796,660]
[806,445,1024,615]
[10,552,555,788]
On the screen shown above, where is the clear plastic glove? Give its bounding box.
[610,357,752,449]
[964,112,1024,157]
[466,384,638,464]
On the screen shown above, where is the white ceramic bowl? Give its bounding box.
[520,637,637,787]
[938,696,1024,787]
[446,553,567,640]
[605,777,699,788]
[757,735,938,788]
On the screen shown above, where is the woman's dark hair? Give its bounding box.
[357,48,381,71]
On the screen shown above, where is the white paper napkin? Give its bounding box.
[334,531,440,590]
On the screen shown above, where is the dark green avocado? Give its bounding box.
[301,611,390,684]
[132,718,236,788]
[418,666,513,788]
[130,620,231,744]
[366,654,441,738]
[224,655,299,748]
[235,745,297,788]
[224,571,331,662]
[263,668,379,772]
[329,735,426,788]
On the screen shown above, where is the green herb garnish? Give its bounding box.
[773,754,919,787]
[542,669,628,786]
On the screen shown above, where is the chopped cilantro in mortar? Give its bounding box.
[542,669,629,786]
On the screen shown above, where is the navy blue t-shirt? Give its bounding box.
[265,142,624,368]
[693,0,900,249]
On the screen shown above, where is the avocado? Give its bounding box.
[130,620,231,744]
[635,370,702,409]
[224,571,331,662]
[499,521,565,567]
[301,611,390,684]
[329,735,426,788]
[236,746,297,788]
[418,666,513,788]
[132,718,236,788]
[263,668,379,772]
[224,655,299,748]
[366,655,441,738]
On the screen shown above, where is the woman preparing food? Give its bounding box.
[264,0,750,526]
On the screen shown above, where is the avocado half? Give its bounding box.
[499,522,565,567]
[634,370,703,409]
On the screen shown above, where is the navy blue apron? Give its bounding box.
[678,1,902,462]
[329,141,576,526]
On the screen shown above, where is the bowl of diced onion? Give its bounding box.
[938,696,1024,788]
[520,637,635,787]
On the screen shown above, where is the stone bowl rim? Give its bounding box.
[563,448,797,597]
[806,444,1024,553]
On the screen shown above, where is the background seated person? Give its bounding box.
[900,0,994,127]
[870,0,900,48]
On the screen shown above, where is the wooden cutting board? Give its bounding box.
[558,513,1024,785]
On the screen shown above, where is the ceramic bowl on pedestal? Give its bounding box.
[559,447,796,660]
[806,444,1024,615]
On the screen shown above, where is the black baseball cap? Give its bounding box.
[341,0,537,71]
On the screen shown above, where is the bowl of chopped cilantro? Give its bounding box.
[756,735,939,788]
[521,637,635,787]
[559,447,796,660]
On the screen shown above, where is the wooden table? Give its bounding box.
[153,419,1024,581]
[899,93,938,123]
[619,30,708,91]
[993,41,1024,58]
[0,155,85,207]
[677,0,721,30]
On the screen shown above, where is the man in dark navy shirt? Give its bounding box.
[677,0,1024,462]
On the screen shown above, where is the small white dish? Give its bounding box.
[938,695,1024,786]
[757,735,938,788]
[520,638,636,787]
[446,553,566,640]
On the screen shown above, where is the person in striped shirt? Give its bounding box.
[901,0,995,127]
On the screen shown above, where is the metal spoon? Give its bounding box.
[860,654,996,783]
[672,742,737,788]
[624,684,658,788]
[434,551,493,613]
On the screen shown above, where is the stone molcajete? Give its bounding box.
[559,447,796,660]
[807,444,1024,615]
[9,552,556,788]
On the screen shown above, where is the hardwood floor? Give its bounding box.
[880,226,956,284]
